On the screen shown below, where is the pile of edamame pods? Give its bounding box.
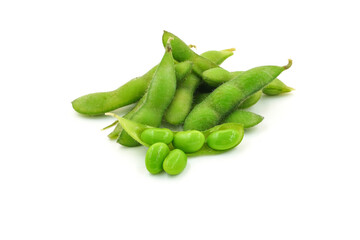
[72,31,293,176]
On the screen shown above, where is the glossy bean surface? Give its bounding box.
[173,130,205,153]
[163,149,187,175]
[140,128,173,145]
[206,129,244,151]
[145,143,170,174]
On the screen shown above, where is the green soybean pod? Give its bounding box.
[238,91,262,109]
[172,130,205,153]
[117,39,177,147]
[145,143,170,174]
[206,128,244,151]
[200,48,236,65]
[263,78,295,96]
[175,61,193,83]
[184,60,292,131]
[223,110,264,128]
[72,61,192,116]
[162,31,230,77]
[163,149,187,175]
[202,67,232,87]
[140,128,173,145]
[164,73,201,125]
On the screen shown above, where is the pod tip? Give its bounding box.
[105,112,115,117]
[283,59,293,70]
[188,44,197,49]
[224,48,236,52]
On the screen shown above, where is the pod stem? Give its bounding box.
[101,120,118,131]
[283,59,293,70]
[166,37,174,52]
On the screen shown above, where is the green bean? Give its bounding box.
[163,149,187,175]
[145,143,170,174]
[162,31,230,77]
[206,129,243,151]
[141,128,173,145]
[117,38,177,147]
[184,60,292,131]
[173,130,205,153]
[223,110,264,128]
[262,78,295,96]
[105,114,244,156]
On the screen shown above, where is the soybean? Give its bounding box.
[163,149,187,175]
[184,60,292,131]
[173,130,205,153]
[117,39,177,147]
[140,128,173,145]
[206,129,244,151]
[145,143,170,174]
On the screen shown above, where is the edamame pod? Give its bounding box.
[184,60,292,131]
[262,78,295,96]
[200,48,236,65]
[72,61,192,116]
[162,31,230,77]
[164,73,201,125]
[223,110,264,128]
[238,91,262,109]
[117,39,177,147]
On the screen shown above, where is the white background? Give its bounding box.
[1,0,359,239]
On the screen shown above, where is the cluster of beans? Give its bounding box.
[72,31,293,176]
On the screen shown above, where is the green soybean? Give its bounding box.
[223,110,264,128]
[262,78,295,96]
[206,129,244,151]
[145,143,170,174]
[172,130,205,153]
[141,128,173,145]
[106,114,245,156]
[117,39,177,147]
[184,60,292,131]
[163,149,187,175]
